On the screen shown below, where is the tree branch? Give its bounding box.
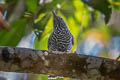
[0,46,120,79]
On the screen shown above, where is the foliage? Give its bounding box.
[0,0,119,53]
[108,0,120,11]
[26,0,39,13]
[0,0,92,52]
[0,18,27,46]
[34,0,91,52]
[0,0,120,79]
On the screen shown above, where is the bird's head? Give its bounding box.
[52,11,68,31]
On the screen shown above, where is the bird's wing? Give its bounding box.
[72,35,74,45]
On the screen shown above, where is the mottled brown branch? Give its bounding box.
[0,46,120,80]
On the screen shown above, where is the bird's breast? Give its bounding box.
[52,32,72,43]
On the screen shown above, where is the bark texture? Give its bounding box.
[0,46,120,80]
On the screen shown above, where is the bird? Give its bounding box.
[48,11,74,52]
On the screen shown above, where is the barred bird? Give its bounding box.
[48,11,74,52]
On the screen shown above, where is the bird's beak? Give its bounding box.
[52,11,58,20]
[52,11,57,17]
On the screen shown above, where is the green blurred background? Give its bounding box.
[0,0,120,58]
[0,0,120,79]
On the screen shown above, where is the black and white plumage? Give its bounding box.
[48,11,74,52]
